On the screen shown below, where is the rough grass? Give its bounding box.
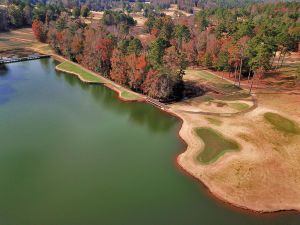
[57,62,103,83]
[264,112,300,135]
[120,91,140,100]
[196,127,240,164]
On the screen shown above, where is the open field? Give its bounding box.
[82,11,104,24]
[210,52,300,91]
[184,69,243,94]
[0,28,50,52]
[163,4,193,17]
[263,53,300,88]
[0,28,53,56]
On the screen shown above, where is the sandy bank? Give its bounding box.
[170,94,300,212]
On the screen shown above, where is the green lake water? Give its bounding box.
[0,58,299,225]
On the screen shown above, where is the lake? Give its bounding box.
[0,58,299,225]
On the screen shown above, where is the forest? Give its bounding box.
[1,0,300,101]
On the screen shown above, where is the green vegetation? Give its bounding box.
[264,112,300,135]
[209,100,249,111]
[186,70,242,94]
[205,117,222,126]
[120,91,140,101]
[196,127,240,164]
[228,102,249,111]
[57,62,103,83]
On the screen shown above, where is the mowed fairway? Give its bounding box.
[185,69,242,94]
[0,28,36,49]
[56,61,104,83]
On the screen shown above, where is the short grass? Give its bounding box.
[196,127,240,164]
[120,91,140,100]
[264,112,300,135]
[185,69,243,94]
[210,100,249,111]
[57,62,103,83]
[0,28,37,49]
[192,70,216,81]
[205,117,222,126]
[228,102,250,111]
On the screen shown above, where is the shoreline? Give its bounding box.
[45,53,300,214]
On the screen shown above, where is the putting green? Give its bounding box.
[196,128,240,164]
[264,112,300,135]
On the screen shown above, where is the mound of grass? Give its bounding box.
[264,112,300,135]
[196,127,240,164]
[228,102,249,111]
[120,91,140,100]
[57,62,103,83]
[205,117,222,126]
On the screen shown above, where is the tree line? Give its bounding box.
[159,1,299,87]
[32,10,189,101]
[32,1,299,99]
[0,0,92,31]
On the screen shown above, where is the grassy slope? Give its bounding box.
[57,61,103,83]
[185,69,242,94]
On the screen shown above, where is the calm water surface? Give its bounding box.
[0,59,299,225]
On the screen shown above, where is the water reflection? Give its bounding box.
[55,66,178,133]
[0,85,14,105]
[0,64,8,76]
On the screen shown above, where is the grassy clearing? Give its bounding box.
[264,112,300,135]
[0,28,37,49]
[205,117,222,126]
[191,70,216,81]
[185,69,243,94]
[120,91,140,100]
[196,127,240,164]
[57,62,103,83]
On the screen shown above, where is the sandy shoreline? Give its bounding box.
[170,101,300,213]
[48,53,300,214]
